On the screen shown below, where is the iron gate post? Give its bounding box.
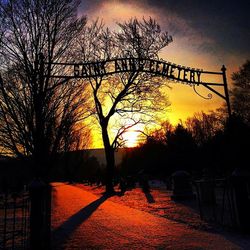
[221,65,232,118]
[29,179,51,250]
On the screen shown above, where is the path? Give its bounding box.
[51,183,247,249]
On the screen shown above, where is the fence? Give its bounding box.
[0,188,30,250]
[194,177,250,231]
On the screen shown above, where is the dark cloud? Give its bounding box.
[144,0,250,55]
[79,0,250,57]
[79,0,102,13]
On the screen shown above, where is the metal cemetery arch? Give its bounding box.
[44,56,231,117]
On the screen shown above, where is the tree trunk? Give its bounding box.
[101,125,115,194]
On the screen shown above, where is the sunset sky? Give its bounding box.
[78,0,250,147]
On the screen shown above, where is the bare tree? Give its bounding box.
[0,0,89,178]
[185,111,225,145]
[231,60,250,125]
[76,18,172,193]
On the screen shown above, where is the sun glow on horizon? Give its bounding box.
[122,130,140,148]
[79,1,236,150]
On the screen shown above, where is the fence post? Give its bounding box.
[29,179,51,250]
[231,169,250,232]
[221,65,232,118]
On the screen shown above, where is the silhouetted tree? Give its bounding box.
[166,124,197,172]
[166,124,195,152]
[0,0,89,179]
[223,115,250,169]
[231,60,250,125]
[185,111,225,146]
[149,120,174,144]
[76,18,172,193]
[121,122,199,177]
[199,114,250,176]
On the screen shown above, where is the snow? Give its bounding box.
[51,182,250,249]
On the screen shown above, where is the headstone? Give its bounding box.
[199,180,215,204]
[171,170,195,200]
[198,168,216,205]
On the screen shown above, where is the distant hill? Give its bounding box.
[85,148,131,166]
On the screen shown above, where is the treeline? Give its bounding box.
[0,151,102,191]
[120,111,250,179]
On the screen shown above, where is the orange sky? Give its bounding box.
[78,1,249,148]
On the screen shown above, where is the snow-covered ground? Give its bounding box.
[51,183,250,249]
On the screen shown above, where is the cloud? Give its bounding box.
[78,0,249,123]
[80,0,250,59]
[143,0,250,56]
[79,0,216,53]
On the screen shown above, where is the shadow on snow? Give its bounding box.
[143,191,155,203]
[52,195,109,248]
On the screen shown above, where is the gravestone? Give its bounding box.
[171,170,195,200]
[198,168,216,205]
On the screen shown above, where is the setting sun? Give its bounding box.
[123,130,140,147]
